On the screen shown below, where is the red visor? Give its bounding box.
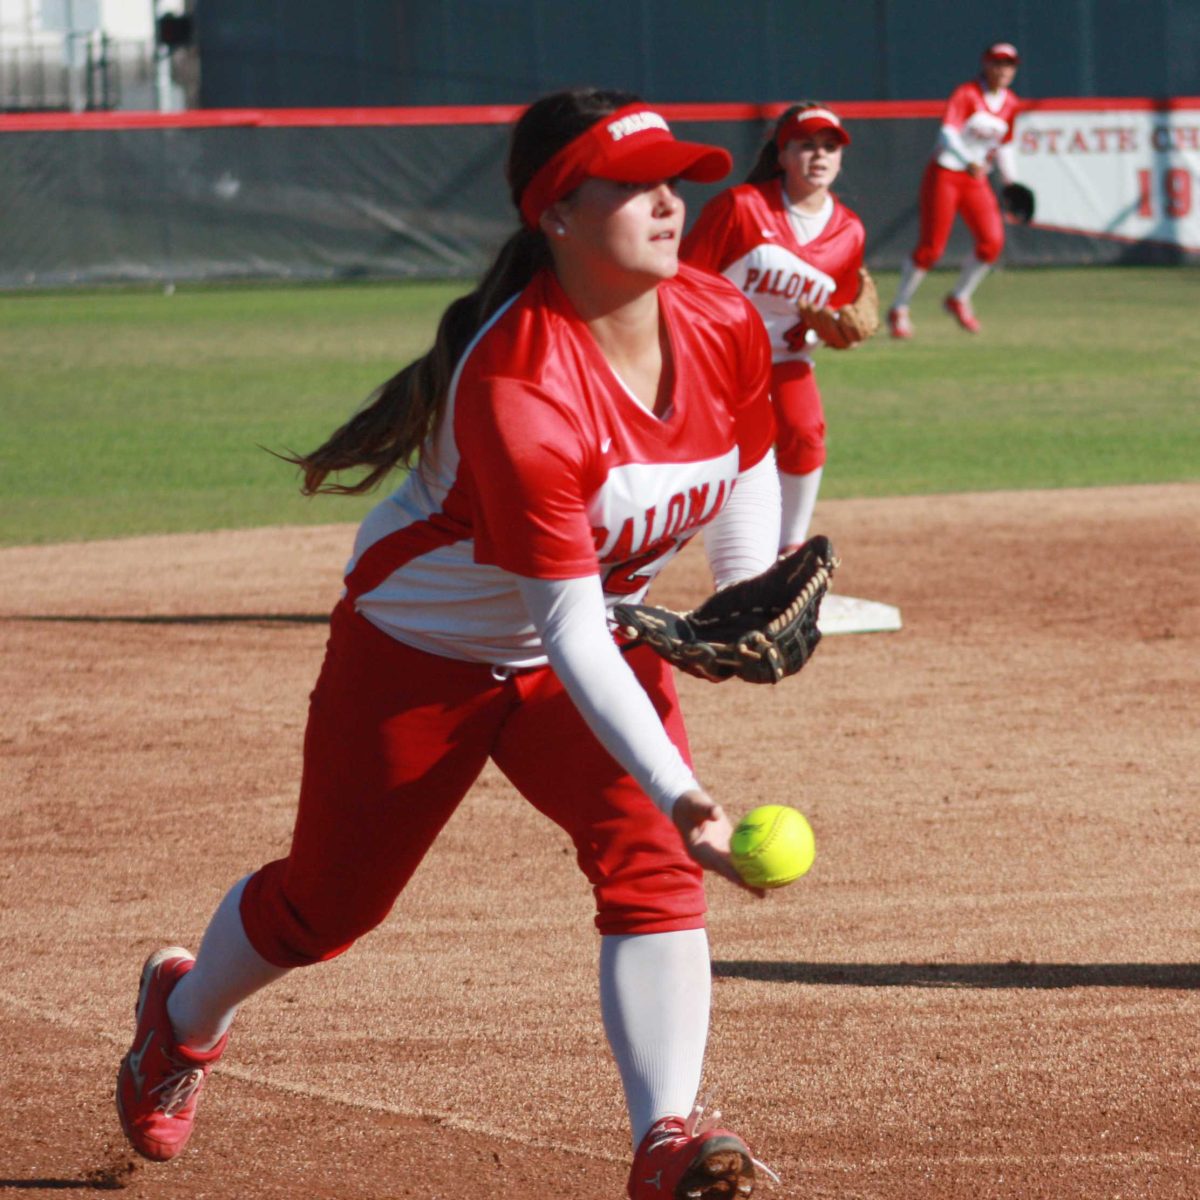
[983,41,1020,63]
[518,103,732,229]
[775,107,851,149]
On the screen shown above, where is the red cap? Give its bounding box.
[518,103,732,229]
[775,106,851,149]
[983,42,1020,64]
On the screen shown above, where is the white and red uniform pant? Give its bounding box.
[772,359,826,476]
[240,600,706,968]
[913,161,1005,269]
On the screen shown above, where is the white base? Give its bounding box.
[818,593,903,636]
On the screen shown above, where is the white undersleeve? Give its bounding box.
[938,123,975,168]
[701,449,781,589]
[514,454,780,813]
[994,142,1017,184]
[516,574,698,815]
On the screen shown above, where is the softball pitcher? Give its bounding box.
[682,103,866,553]
[115,88,782,1200]
[888,41,1022,337]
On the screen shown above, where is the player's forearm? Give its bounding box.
[994,143,1017,184]
[516,573,698,815]
[938,124,976,169]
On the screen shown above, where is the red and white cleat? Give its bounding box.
[115,947,227,1162]
[943,293,981,333]
[887,307,913,339]
[627,1104,778,1199]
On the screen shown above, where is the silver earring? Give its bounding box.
[555,225,567,237]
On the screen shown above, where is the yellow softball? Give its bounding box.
[730,805,815,888]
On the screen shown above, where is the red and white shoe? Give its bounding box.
[116,947,227,1162]
[627,1105,776,1199]
[887,307,913,339]
[943,293,981,333]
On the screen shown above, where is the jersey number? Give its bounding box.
[603,539,683,597]
[783,319,811,353]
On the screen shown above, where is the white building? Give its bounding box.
[0,1,152,42]
[0,0,186,110]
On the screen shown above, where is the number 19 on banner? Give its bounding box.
[1137,168,1194,219]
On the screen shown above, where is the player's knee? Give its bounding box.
[240,861,389,967]
[778,444,827,476]
[912,246,940,270]
[775,427,827,476]
[593,871,707,937]
[582,829,706,936]
[975,235,1004,263]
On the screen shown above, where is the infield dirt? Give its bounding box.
[1,484,1197,1199]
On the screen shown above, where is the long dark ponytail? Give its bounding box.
[288,87,640,495]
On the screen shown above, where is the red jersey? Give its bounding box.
[344,263,775,666]
[935,79,1020,171]
[680,179,866,364]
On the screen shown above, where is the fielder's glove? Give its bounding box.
[1001,182,1036,224]
[796,267,880,350]
[613,536,839,685]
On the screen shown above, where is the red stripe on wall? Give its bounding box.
[2,96,1196,134]
[0,100,941,132]
[0,104,525,132]
[4,95,1195,133]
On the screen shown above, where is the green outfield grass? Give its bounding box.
[819,264,1200,497]
[1,267,1197,547]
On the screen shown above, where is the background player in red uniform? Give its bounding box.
[681,103,865,554]
[115,88,784,1200]
[888,42,1022,337]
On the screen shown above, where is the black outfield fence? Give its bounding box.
[0,102,1190,290]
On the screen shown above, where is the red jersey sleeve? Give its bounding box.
[1001,91,1021,143]
[455,377,600,580]
[941,82,976,130]
[828,204,868,308]
[680,188,742,274]
[726,291,776,471]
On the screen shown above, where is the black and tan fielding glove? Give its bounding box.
[613,536,839,685]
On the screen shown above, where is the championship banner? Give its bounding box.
[1016,100,1200,252]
